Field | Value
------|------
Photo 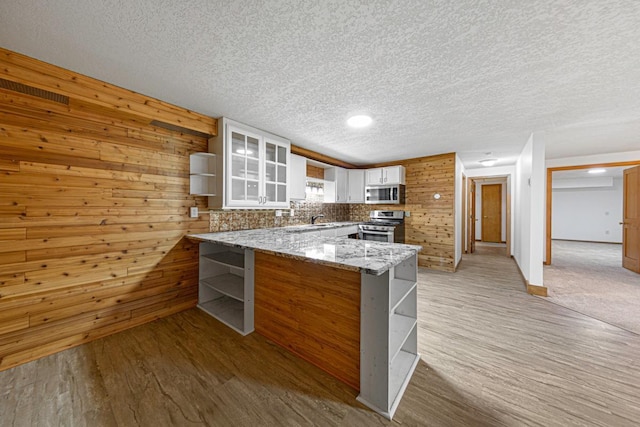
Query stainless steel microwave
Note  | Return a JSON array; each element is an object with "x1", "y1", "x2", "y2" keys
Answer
[{"x1": 365, "y1": 185, "x2": 405, "y2": 204}]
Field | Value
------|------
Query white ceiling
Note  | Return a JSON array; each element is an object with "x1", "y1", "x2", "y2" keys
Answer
[{"x1": 1, "y1": 1, "x2": 640, "y2": 168}]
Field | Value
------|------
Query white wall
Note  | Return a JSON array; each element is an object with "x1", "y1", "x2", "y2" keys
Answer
[
  {"x1": 475, "y1": 181, "x2": 507, "y2": 241},
  {"x1": 513, "y1": 133, "x2": 545, "y2": 287},
  {"x1": 455, "y1": 154, "x2": 465, "y2": 267},
  {"x1": 552, "y1": 177, "x2": 623, "y2": 243}
]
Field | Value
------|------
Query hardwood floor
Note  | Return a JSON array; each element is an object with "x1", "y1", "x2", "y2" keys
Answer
[{"x1": 2, "y1": 246, "x2": 639, "y2": 426}]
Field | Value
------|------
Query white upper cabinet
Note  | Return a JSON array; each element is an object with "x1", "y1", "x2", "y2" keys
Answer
[
  {"x1": 324, "y1": 166, "x2": 348, "y2": 203},
  {"x1": 365, "y1": 166, "x2": 406, "y2": 186},
  {"x1": 289, "y1": 153, "x2": 307, "y2": 200},
  {"x1": 209, "y1": 118, "x2": 290, "y2": 209},
  {"x1": 347, "y1": 169, "x2": 365, "y2": 203}
]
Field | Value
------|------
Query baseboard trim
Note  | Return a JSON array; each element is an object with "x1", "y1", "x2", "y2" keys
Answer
[
  {"x1": 527, "y1": 284, "x2": 548, "y2": 297},
  {"x1": 512, "y1": 256, "x2": 548, "y2": 297}
]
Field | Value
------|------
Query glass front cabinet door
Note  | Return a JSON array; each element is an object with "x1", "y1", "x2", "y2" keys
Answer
[{"x1": 222, "y1": 120, "x2": 290, "y2": 209}]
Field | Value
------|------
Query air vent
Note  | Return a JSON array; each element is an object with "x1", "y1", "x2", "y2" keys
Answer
[
  {"x1": 0, "y1": 78, "x2": 69, "y2": 105},
  {"x1": 150, "y1": 120, "x2": 211, "y2": 138}
]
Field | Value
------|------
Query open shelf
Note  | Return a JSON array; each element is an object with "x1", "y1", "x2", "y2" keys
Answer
[
  {"x1": 200, "y1": 274, "x2": 244, "y2": 302},
  {"x1": 190, "y1": 152, "x2": 217, "y2": 174},
  {"x1": 389, "y1": 315, "x2": 417, "y2": 362},
  {"x1": 190, "y1": 174, "x2": 216, "y2": 196},
  {"x1": 198, "y1": 296, "x2": 244, "y2": 333},
  {"x1": 389, "y1": 278, "x2": 416, "y2": 312},
  {"x1": 389, "y1": 349, "x2": 420, "y2": 411},
  {"x1": 202, "y1": 251, "x2": 245, "y2": 269}
]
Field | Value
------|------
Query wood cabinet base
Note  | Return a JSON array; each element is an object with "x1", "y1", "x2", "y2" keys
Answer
[{"x1": 254, "y1": 252, "x2": 361, "y2": 390}]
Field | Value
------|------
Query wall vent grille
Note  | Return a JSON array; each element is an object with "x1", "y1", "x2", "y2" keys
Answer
[{"x1": 0, "y1": 78, "x2": 69, "y2": 105}]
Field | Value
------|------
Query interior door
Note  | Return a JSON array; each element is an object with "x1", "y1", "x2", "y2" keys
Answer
[
  {"x1": 481, "y1": 184, "x2": 502, "y2": 243},
  {"x1": 469, "y1": 180, "x2": 476, "y2": 253},
  {"x1": 623, "y1": 166, "x2": 640, "y2": 273}
]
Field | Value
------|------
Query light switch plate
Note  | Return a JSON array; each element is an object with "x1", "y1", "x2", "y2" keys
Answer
[
  {"x1": 290, "y1": 209, "x2": 295, "y2": 217},
  {"x1": 275, "y1": 210, "x2": 282, "y2": 217},
  {"x1": 190, "y1": 207, "x2": 198, "y2": 218}
]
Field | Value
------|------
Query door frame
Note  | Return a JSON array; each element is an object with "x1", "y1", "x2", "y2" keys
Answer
[
  {"x1": 467, "y1": 176, "x2": 510, "y2": 256},
  {"x1": 545, "y1": 160, "x2": 640, "y2": 265}
]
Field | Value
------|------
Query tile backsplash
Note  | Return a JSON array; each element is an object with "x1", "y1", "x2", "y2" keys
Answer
[{"x1": 209, "y1": 201, "x2": 353, "y2": 232}]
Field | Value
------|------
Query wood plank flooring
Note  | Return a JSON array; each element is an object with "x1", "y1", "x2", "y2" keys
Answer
[{"x1": 1, "y1": 246, "x2": 640, "y2": 426}]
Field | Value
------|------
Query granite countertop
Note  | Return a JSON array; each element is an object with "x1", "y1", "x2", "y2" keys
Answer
[
  {"x1": 280, "y1": 221, "x2": 361, "y2": 233},
  {"x1": 187, "y1": 226, "x2": 422, "y2": 276}
]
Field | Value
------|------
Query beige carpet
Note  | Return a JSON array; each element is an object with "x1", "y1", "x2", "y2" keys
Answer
[{"x1": 543, "y1": 240, "x2": 640, "y2": 334}]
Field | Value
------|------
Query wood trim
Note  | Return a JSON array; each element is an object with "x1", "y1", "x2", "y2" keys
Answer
[
  {"x1": 0, "y1": 48, "x2": 217, "y2": 136},
  {"x1": 527, "y1": 284, "x2": 548, "y2": 297},
  {"x1": 306, "y1": 164, "x2": 324, "y2": 179},
  {"x1": 365, "y1": 152, "x2": 455, "y2": 169},
  {"x1": 545, "y1": 160, "x2": 640, "y2": 266},
  {"x1": 291, "y1": 145, "x2": 357, "y2": 169}
]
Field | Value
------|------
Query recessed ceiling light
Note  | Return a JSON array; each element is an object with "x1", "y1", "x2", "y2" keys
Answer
[
  {"x1": 347, "y1": 115, "x2": 372, "y2": 128},
  {"x1": 588, "y1": 168, "x2": 606, "y2": 174}
]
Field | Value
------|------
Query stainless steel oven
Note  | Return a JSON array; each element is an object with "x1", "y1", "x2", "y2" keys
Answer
[
  {"x1": 358, "y1": 228, "x2": 395, "y2": 243},
  {"x1": 358, "y1": 210, "x2": 405, "y2": 243}
]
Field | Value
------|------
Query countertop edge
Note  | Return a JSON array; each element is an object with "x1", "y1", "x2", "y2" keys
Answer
[{"x1": 186, "y1": 232, "x2": 421, "y2": 276}]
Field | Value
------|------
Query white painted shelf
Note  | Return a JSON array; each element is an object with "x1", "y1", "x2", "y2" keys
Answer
[
  {"x1": 202, "y1": 251, "x2": 245, "y2": 269},
  {"x1": 389, "y1": 349, "x2": 420, "y2": 409},
  {"x1": 200, "y1": 275, "x2": 244, "y2": 302},
  {"x1": 198, "y1": 297, "x2": 244, "y2": 333},
  {"x1": 390, "y1": 278, "x2": 416, "y2": 311},
  {"x1": 198, "y1": 243, "x2": 254, "y2": 335},
  {"x1": 190, "y1": 152, "x2": 217, "y2": 196},
  {"x1": 389, "y1": 314, "x2": 417, "y2": 361},
  {"x1": 358, "y1": 252, "x2": 419, "y2": 420}
]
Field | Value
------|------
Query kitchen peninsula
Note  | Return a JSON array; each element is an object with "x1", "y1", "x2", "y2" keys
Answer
[{"x1": 188, "y1": 226, "x2": 422, "y2": 419}]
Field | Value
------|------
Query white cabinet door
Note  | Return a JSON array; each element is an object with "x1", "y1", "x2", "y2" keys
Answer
[
  {"x1": 384, "y1": 166, "x2": 405, "y2": 185},
  {"x1": 216, "y1": 118, "x2": 291, "y2": 209},
  {"x1": 347, "y1": 169, "x2": 365, "y2": 203},
  {"x1": 366, "y1": 166, "x2": 405, "y2": 185},
  {"x1": 227, "y1": 125, "x2": 262, "y2": 207},
  {"x1": 289, "y1": 154, "x2": 307, "y2": 200},
  {"x1": 366, "y1": 168, "x2": 384, "y2": 185},
  {"x1": 262, "y1": 136, "x2": 289, "y2": 208},
  {"x1": 325, "y1": 167, "x2": 348, "y2": 203}
]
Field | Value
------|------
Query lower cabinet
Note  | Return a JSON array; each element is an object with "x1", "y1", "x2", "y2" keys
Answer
[
  {"x1": 358, "y1": 253, "x2": 419, "y2": 419},
  {"x1": 198, "y1": 243, "x2": 254, "y2": 335}
]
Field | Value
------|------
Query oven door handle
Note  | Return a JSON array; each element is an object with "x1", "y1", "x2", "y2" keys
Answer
[{"x1": 359, "y1": 230, "x2": 393, "y2": 235}]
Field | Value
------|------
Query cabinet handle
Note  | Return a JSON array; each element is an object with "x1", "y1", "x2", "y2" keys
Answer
[{"x1": 384, "y1": 177, "x2": 387, "y2": 183}]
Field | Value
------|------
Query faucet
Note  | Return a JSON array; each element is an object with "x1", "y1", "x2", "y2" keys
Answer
[{"x1": 311, "y1": 214, "x2": 325, "y2": 224}]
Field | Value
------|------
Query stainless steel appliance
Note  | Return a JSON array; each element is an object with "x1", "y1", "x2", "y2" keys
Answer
[
  {"x1": 358, "y1": 210, "x2": 405, "y2": 243},
  {"x1": 365, "y1": 184, "x2": 405, "y2": 204}
]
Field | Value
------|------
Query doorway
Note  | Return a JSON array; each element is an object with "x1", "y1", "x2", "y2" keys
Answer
[
  {"x1": 466, "y1": 176, "x2": 510, "y2": 256},
  {"x1": 543, "y1": 162, "x2": 640, "y2": 334},
  {"x1": 545, "y1": 160, "x2": 640, "y2": 265}
]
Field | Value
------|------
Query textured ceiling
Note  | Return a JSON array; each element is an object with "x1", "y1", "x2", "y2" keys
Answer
[{"x1": 1, "y1": 0, "x2": 640, "y2": 168}]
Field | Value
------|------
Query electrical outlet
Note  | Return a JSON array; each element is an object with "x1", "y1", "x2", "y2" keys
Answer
[
  {"x1": 275, "y1": 210, "x2": 282, "y2": 217},
  {"x1": 405, "y1": 211, "x2": 410, "y2": 217},
  {"x1": 290, "y1": 209, "x2": 295, "y2": 217},
  {"x1": 190, "y1": 207, "x2": 198, "y2": 218}
]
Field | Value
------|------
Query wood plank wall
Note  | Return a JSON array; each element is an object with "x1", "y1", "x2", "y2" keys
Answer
[
  {"x1": 0, "y1": 48, "x2": 215, "y2": 371},
  {"x1": 363, "y1": 153, "x2": 456, "y2": 271}
]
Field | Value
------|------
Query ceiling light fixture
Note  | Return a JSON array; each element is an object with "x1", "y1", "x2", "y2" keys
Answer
[
  {"x1": 347, "y1": 115, "x2": 372, "y2": 128},
  {"x1": 588, "y1": 168, "x2": 606, "y2": 174},
  {"x1": 478, "y1": 153, "x2": 498, "y2": 167}
]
